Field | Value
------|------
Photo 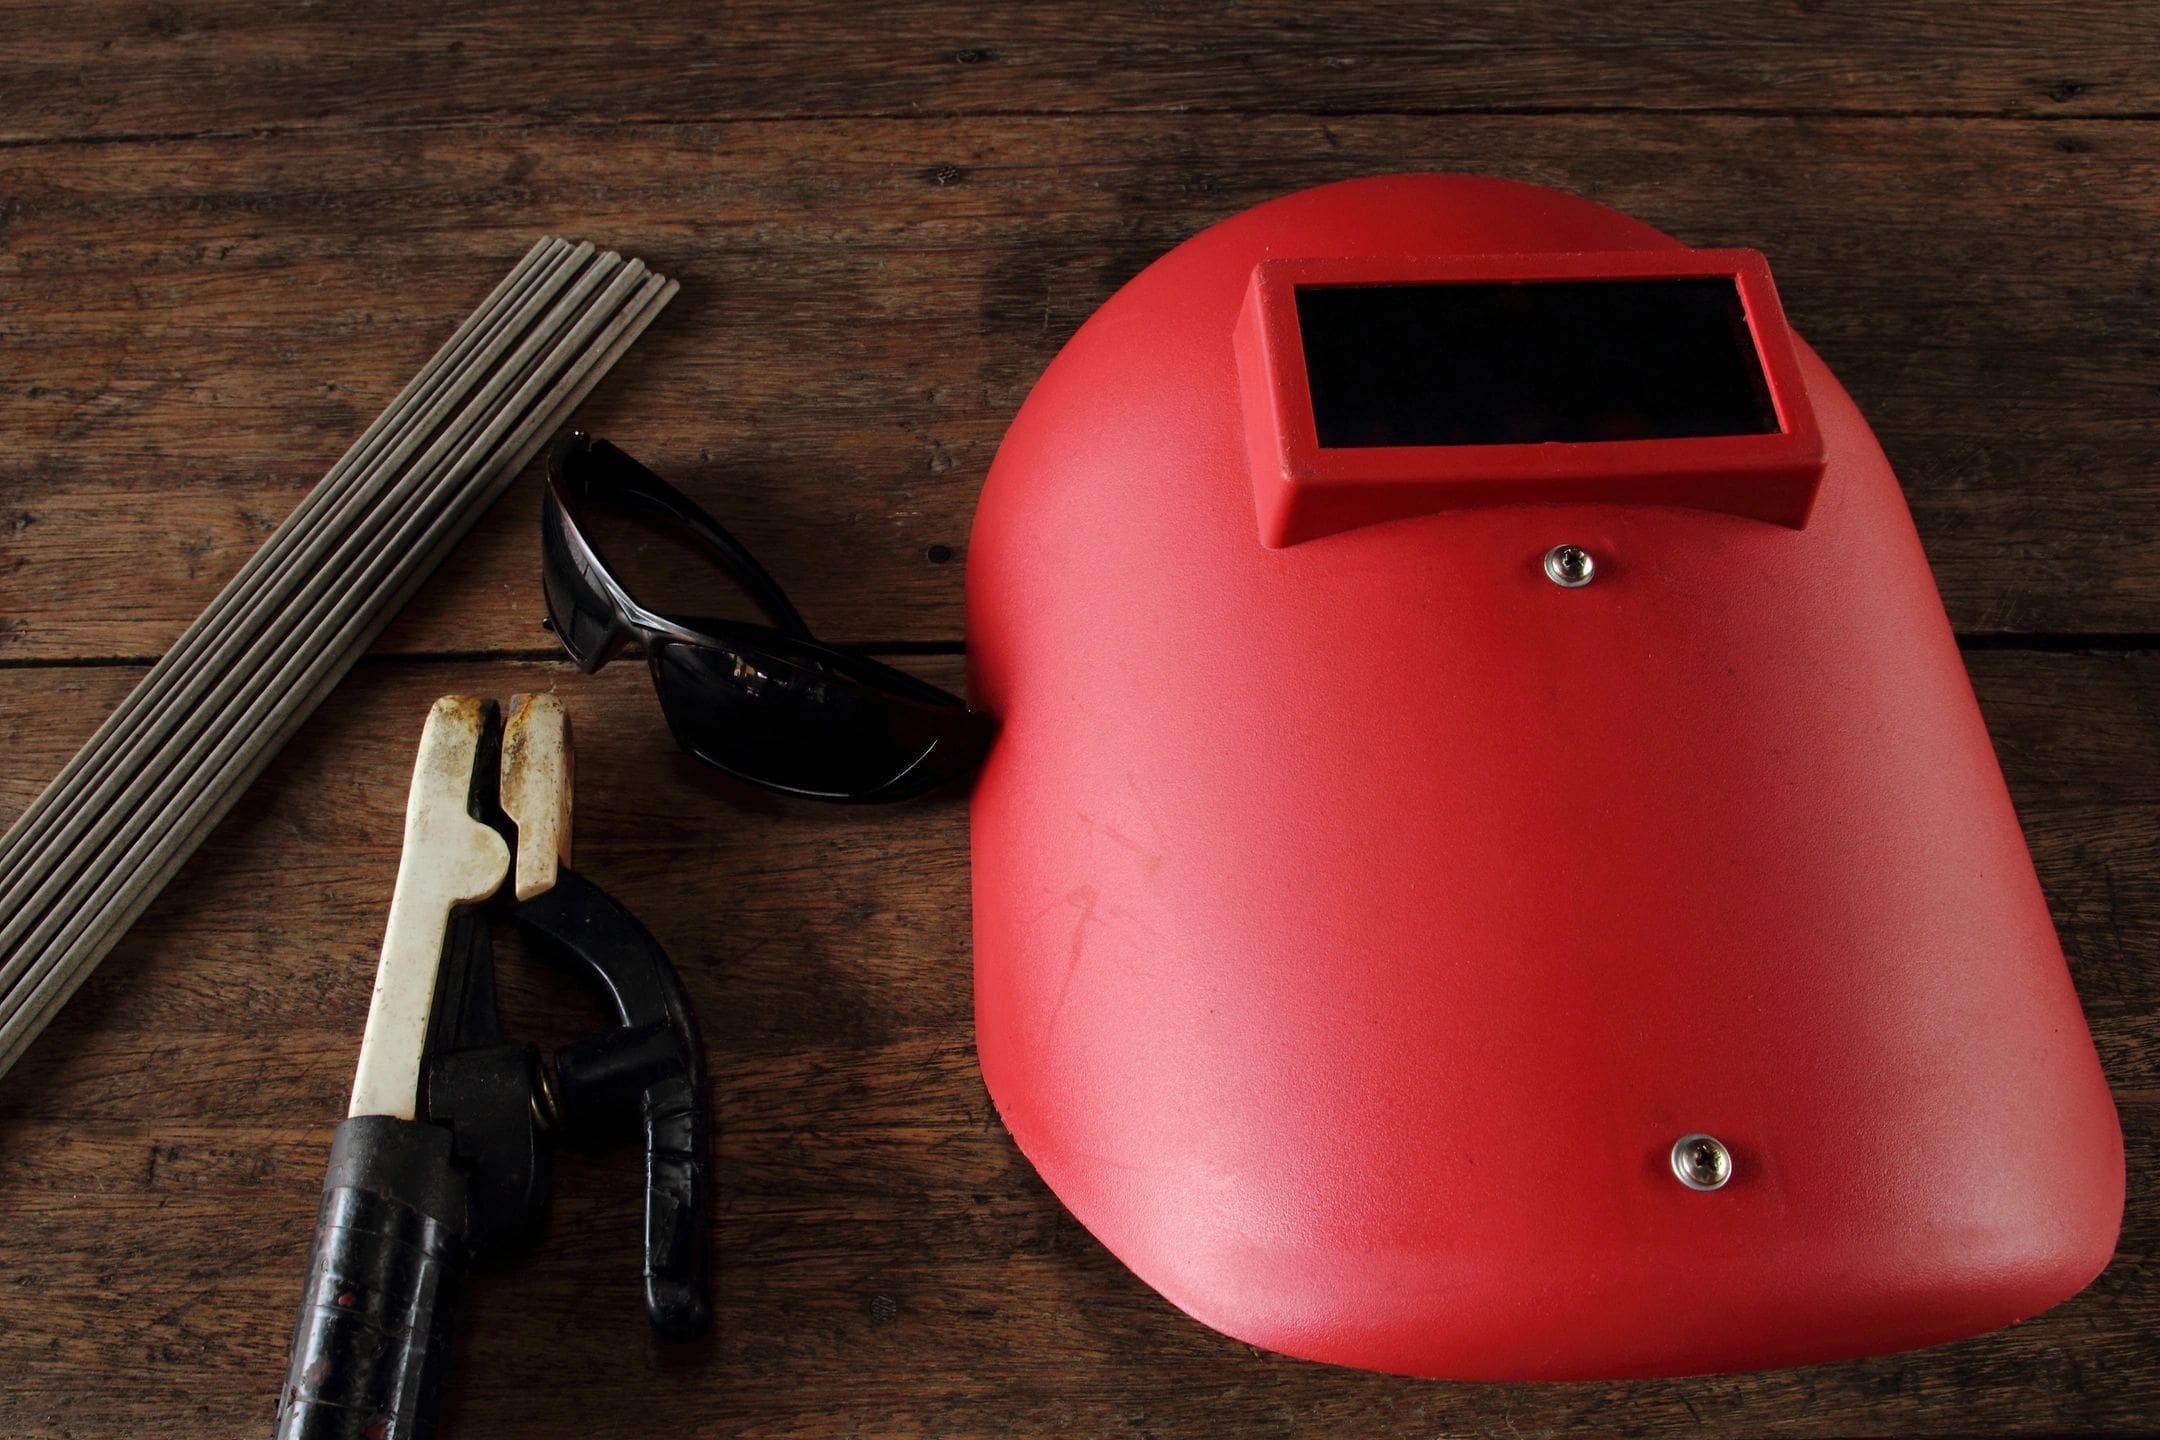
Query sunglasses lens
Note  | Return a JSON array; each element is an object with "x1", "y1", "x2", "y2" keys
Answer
[
  {"x1": 540, "y1": 494, "x2": 627, "y2": 669},
  {"x1": 568, "y1": 485, "x2": 783, "y2": 630},
  {"x1": 649, "y1": 639, "x2": 986, "y2": 801}
]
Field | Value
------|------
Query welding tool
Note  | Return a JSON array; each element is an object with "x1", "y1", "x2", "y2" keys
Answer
[
  {"x1": 275, "y1": 695, "x2": 706, "y2": 1439},
  {"x1": 0, "y1": 240, "x2": 678, "y2": 1082}
]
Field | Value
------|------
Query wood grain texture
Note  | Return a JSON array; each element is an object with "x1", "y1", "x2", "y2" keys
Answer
[
  {"x1": 1, "y1": 7, "x2": 2155, "y2": 1436},
  {"x1": 3, "y1": 113, "x2": 2158, "y2": 654},
  {"x1": 0, "y1": 652, "x2": 2153, "y2": 1439},
  {"x1": 0, "y1": 0, "x2": 2156, "y2": 141}
]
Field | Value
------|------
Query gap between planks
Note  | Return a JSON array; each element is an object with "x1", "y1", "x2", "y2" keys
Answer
[{"x1": 2, "y1": 105, "x2": 2159, "y2": 156}]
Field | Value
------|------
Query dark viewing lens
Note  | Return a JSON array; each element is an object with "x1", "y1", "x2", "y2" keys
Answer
[
  {"x1": 649, "y1": 639, "x2": 983, "y2": 801},
  {"x1": 1296, "y1": 277, "x2": 1779, "y2": 449}
]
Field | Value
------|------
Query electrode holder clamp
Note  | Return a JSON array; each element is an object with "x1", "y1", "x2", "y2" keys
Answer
[{"x1": 276, "y1": 695, "x2": 708, "y2": 1439}]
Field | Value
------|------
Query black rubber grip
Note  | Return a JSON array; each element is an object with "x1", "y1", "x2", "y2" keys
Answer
[{"x1": 275, "y1": 1115, "x2": 468, "y2": 1440}]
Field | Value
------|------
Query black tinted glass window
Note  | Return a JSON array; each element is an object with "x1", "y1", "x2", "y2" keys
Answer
[{"x1": 1296, "y1": 278, "x2": 1779, "y2": 448}]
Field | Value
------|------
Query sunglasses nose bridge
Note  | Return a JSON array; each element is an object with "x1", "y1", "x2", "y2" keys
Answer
[
  {"x1": 594, "y1": 616, "x2": 642, "y2": 668},
  {"x1": 541, "y1": 584, "x2": 634, "y2": 674}
]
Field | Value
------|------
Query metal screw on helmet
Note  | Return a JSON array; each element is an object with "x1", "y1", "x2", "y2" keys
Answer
[
  {"x1": 1544, "y1": 544, "x2": 1595, "y2": 588},
  {"x1": 1671, "y1": 1133, "x2": 1733, "y2": 1191}
]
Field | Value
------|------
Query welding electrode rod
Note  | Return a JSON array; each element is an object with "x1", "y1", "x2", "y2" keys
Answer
[
  {"x1": 0, "y1": 238, "x2": 567, "y2": 886},
  {"x1": 0, "y1": 272, "x2": 679, "y2": 1079},
  {"x1": 0, "y1": 244, "x2": 676, "y2": 1079},
  {"x1": 0, "y1": 266, "x2": 671, "y2": 1073},
  {"x1": 0, "y1": 245, "x2": 650, "y2": 1060},
  {"x1": 0, "y1": 242, "x2": 595, "y2": 971},
  {"x1": 0, "y1": 246, "x2": 594, "y2": 1002},
  {"x1": 0, "y1": 242, "x2": 611, "y2": 965},
  {"x1": 0, "y1": 247, "x2": 634, "y2": 997}
]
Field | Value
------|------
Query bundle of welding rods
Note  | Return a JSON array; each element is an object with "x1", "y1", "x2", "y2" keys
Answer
[{"x1": 0, "y1": 237, "x2": 677, "y2": 1080}]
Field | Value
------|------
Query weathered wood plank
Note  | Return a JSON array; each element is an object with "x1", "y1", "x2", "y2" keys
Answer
[
  {"x1": 0, "y1": 0, "x2": 2154, "y2": 144},
  {"x1": 2, "y1": 9, "x2": 2150, "y2": 1435},
  {"x1": 1, "y1": 114, "x2": 2155, "y2": 656},
  {"x1": 0, "y1": 651, "x2": 2150, "y2": 1436}
]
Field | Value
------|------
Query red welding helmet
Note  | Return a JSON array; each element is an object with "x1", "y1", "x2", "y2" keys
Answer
[{"x1": 963, "y1": 174, "x2": 2122, "y2": 1379}]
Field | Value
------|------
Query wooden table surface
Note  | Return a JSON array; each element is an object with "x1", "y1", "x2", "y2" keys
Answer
[{"x1": 3, "y1": 4, "x2": 2157, "y2": 1435}]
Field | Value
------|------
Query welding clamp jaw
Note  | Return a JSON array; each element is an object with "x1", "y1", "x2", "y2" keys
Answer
[{"x1": 275, "y1": 694, "x2": 708, "y2": 1440}]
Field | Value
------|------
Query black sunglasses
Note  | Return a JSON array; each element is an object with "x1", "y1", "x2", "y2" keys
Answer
[{"x1": 541, "y1": 432, "x2": 991, "y2": 802}]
